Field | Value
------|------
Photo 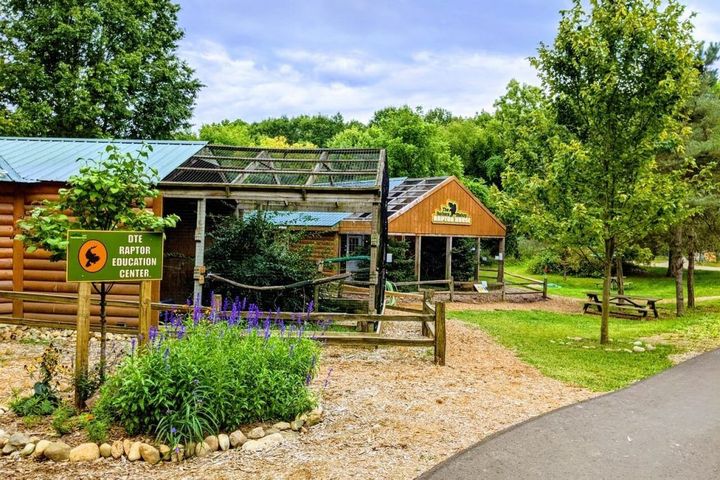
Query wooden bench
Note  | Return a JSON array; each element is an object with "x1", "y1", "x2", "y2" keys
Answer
[{"x1": 583, "y1": 292, "x2": 660, "y2": 319}]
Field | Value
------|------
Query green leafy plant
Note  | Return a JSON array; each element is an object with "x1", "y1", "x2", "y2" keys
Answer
[
  {"x1": 51, "y1": 405, "x2": 78, "y2": 436},
  {"x1": 10, "y1": 342, "x2": 62, "y2": 416},
  {"x1": 16, "y1": 146, "x2": 179, "y2": 383},
  {"x1": 95, "y1": 306, "x2": 320, "y2": 447},
  {"x1": 205, "y1": 212, "x2": 318, "y2": 311}
]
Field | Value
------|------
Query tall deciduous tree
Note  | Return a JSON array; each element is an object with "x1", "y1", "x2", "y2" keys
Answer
[
  {"x1": 502, "y1": 0, "x2": 699, "y2": 343},
  {"x1": 0, "y1": 0, "x2": 201, "y2": 138}
]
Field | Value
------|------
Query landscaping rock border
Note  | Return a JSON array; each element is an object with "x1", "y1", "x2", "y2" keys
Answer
[{"x1": 0, "y1": 407, "x2": 323, "y2": 464}]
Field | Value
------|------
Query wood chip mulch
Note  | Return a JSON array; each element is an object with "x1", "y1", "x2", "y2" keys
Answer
[{"x1": 0, "y1": 311, "x2": 593, "y2": 480}]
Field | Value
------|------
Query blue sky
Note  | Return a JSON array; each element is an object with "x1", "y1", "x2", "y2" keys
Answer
[{"x1": 176, "y1": 0, "x2": 720, "y2": 127}]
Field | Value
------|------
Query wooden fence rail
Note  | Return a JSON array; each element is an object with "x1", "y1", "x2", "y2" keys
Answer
[{"x1": 0, "y1": 290, "x2": 447, "y2": 365}]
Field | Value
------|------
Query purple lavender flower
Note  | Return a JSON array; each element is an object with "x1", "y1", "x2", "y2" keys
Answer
[
  {"x1": 171, "y1": 426, "x2": 177, "y2": 434},
  {"x1": 305, "y1": 372, "x2": 312, "y2": 385},
  {"x1": 177, "y1": 325, "x2": 186, "y2": 339},
  {"x1": 130, "y1": 337, "x2": 136, "y2": 355},
  {"x1": 149, "y1": 326, "x2": 158, "y2": 344}
]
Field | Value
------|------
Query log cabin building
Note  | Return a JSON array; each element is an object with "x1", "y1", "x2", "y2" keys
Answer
[{"x1": 1, "y1": 137, "x2": 505, "y2": 331}]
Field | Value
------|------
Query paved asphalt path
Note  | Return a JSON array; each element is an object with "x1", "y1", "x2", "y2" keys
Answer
[{"x1": 419, "y1": 349, "x2": 720, "y2": 480}]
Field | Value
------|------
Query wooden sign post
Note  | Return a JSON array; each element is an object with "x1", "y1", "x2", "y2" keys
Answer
[
  {"x1": 74, "y1": 282, "x2": 92, "y2": 409},
  {"x1": 67, "y1": 230, "x2": 164, "y2": 407}
]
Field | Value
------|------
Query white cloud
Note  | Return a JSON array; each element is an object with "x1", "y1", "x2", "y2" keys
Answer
[
  {"x1": 181, "y1": 39, "x2": 538, "y2": 128},
  {"x1": 688, "y1": 2, "x2": 720, "y2": 43}
]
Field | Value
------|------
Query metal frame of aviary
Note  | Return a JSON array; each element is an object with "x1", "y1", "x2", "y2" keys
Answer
[{"x1": 160, "y1": 145, "x2": 389, "y2": 313}]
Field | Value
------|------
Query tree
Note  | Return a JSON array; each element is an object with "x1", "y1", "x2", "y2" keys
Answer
[
  {"x1": 330, "y1": 106, "x2": 464, "y2": 178},
  {"x1": 205, "y1": 213, "x2": 318, "y2": 311},
  {"x1": 0, "y1": 0, "x2": 201, "y2": 138},
  {"x1": 16, "y1": 146, "x2": 179, "y2": 380},
  {"x1": 502, "y1": 0, "x2": 698, "y2": 343},
  {"x1": 249, "y1": 114, "x2": 347, "y2": 147}
]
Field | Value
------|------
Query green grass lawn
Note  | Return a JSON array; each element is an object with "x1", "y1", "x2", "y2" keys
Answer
[
  {"x1": 452, "y1": 301, "x2": 720, "y2": 392},
  {"x1": 505, "y1": 262, "x2": 720, "y2": 300}
]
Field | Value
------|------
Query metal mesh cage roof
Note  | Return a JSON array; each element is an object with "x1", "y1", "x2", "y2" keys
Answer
[{"x1": 162, "y1": 145, "x2": 384, "y2": 188}]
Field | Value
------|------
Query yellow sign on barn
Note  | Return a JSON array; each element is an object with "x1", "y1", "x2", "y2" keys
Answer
[{"x1": 432, "y1": 200, "x2": 471, "y2": 225}]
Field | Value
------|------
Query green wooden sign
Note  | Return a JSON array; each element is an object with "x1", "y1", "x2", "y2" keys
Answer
[{"x1": 66, "y1": 230, "x2": 164, "y2": 282}]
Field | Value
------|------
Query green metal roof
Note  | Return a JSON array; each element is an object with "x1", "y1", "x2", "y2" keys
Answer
[{"x1": 0, "y1": 137, "x2": 207, "y2": 183}]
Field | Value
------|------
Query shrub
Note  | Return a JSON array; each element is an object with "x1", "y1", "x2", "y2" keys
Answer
[
  {"x1": 51, "y1": 405, "x2": 77, "y2": 435},
  {"x1": 95, "y1": 306, "x2": 321, "y2": 446},
  {"x1": 10, "y1": 342, "x2": 62, "y2": 417},
  {"x1": 205, "y1": 212, "x2": 319, "y2": 311}
]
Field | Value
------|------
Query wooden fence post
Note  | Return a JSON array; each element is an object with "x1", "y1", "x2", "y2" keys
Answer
[
  {"x1": 449, "y1": 277, "x2": 454, "y2": 302},
  {"x1": 74, "y1": 282, "x2": 91, "y2": 409},
  {"x1": 213, "y1": 293, "x2": 223, "y2": 317},
  {"x1": 434, "y1": 301, "x2": 446, "y2": 366},
  {"x1": 543, "y1": 278, "x2": 548, "y2": 300},
  {"x1": 138, "y1": 281, "x2": 152, "y2": 344},
  {"x1": 421, "y1": 290, "x2": 430, "y2": 337}
]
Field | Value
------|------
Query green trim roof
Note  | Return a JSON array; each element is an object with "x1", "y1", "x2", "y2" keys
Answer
[{"x1": 0, "y1": 137, "x2": 207, "y2": 183}]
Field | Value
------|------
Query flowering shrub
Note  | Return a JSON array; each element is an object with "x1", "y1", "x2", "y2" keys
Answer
[{"x1": 94, "y1": 301, "x2": 321, "y2": 446}]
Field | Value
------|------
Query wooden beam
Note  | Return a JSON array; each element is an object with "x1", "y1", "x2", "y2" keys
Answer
[
  {"x1": 497, "y1": 237, "x2": 506, "y2": 284},
  {"x1": 193, "y1": 198, "x2": 206, "y2": 301},
  {"x1": 445, "y1": 236, "x2": 453, "y2": 280},
  {"x1": 75, "y1": 282, "x2": 91, "y2": 408},
  {"x1": 151, "y1": 194, "x2": 163, "y2": 328},
  {"x1": 138, "y1": 281, "x2": 152, "y2": 344},
  {"x1": 368, "y1": 202, "x2": 382, "y2": 315},
  {"x1": 475, "y1": 237, "x2": 481, "y2": 281},
  {"x1": 415, "y1": 236, "x2": 422, "y2": 281},
  {"x1": 434, "y1": 301, "x2": 446, "y2": 366},
  {"x1": 12, "y1": 187, "x2": 24, "y2": 318}
]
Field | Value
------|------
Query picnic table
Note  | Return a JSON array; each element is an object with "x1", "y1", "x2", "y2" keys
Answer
[{"x1": 583, "y1": 292, "x2": 660, "y2": 319}]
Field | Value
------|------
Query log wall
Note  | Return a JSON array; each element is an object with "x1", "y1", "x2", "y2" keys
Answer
[{"x1": 2, "y1": 182, "x2": 161, "y2": 329}]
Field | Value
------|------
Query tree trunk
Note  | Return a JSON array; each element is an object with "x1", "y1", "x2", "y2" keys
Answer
[
  {"x1": 671, "y1": 228, "x2": 684, "y2": 317},
  {"x1": 601, "y1": 238, "x2": 614, "y2": 344},
  {"x1": 616, "y1": 255, "x2": 624, "y2": 296},
  {"x1": 687, "y1": 231, "x2": 695, "y2": 309}
]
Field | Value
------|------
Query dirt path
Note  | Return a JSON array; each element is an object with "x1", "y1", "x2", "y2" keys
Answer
[{"x1": 1, "y1": 320, "x2": 592, "y2": 480}]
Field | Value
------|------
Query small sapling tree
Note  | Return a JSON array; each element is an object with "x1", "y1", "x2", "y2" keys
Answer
[
  {"x1": 502, "y1": 0, "x2": 699, "y2": 343},
  {"x1": 16, "y1": 145, "x2": 178, "y2": 381}
]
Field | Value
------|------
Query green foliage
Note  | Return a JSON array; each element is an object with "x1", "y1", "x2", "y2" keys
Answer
[
  {"x1": 0, "y1": 0, "x2": 201, "y2": 138},
  {"x1": 95, "y1": 318, "x2": 320, "y2": 446},
  {"x1": 16, "y1": 146, "x2": 179, "y2": 260},
  {"x1": 205, "y1": 213, "x2": 318, "y2": 311},
  {"x1": 249, "y1": 114, "x2": 347, "y2": 147},
  {"x1": 199, "y1": 120, "x2": 253, "y2": 146},
  {"x1": 385, "y1": 238, "x2": 416, "y2": 285},
  {"x1": 499, "y1": 0, "x2": 700, "y2": 341},
  {"x1": 451, "y1": 238, "x2": 478, "y2": 282},
  {"x1": 10, "y1": 342, "x2": 62, "y2": 416},
  {"x1": 10, "y1": 391, "x2": 57, "y2": 417},
  {"x1": 84, "y1": 418, "x2": 110, "y2": 444},
  {"x1": 51, "y1": 405, "x2": 77, "y2": 435}
]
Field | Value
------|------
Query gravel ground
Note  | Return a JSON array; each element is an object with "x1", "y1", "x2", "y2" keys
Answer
[{"x1": 0, "y1": 308, "x2": 593, "y2": 480}]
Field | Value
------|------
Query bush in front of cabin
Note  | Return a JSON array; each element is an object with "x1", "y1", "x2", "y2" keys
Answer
[{"x1": 94, "y1": 305, "x2": 321, "y2": 447}]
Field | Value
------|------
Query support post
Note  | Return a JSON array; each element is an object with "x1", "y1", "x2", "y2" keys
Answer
[
  {"x1": 415, "y1": 236, "x2": 422, "y2": 283},
  {"x1": 193, "y1": 198, "x2": 206, "y2": 303},
  {"x1": 434, "y1": 301, "x2": 446, "y2": 366},
  {"x1": 151, "y1": 194, "x2": 163, "y2": 328},
  {"x1": 368, "y1": 202, "x2": 382, "y2": 314},
  {"x1": 74, "y1": 282, "x2": 91, "y2": 409},
  {"x1": 475, "y1": 237, "x2": 481, "y2": 282},
  {"x1": 445, "y1": 236, "x2": 452, "y2": 281},
  {"x1": 497, "y1": 237, "x2": 505, "y2": 284},
  {"x1": 449, "y1": 276, "x2": 454, "y2": 302},
  {"x1": 139, "y1": 281, "x2": 152, "y2": 344},
  {"x1": 543, "y1": 277, "x2": 548, "y2": 300},
  {"x1": 212, "y1": 293, "x2": 223, "y2": 317},
  {"x1": 421, "y1": 290, "x2": 431, "y2": 337},
  {"x1": 12, "y1": 188, "x2": 24, "y2": 318}
]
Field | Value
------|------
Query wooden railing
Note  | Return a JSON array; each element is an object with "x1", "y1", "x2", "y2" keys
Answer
[{"x1": 0, "y1": 290, "x2": 447, "y2": 365}]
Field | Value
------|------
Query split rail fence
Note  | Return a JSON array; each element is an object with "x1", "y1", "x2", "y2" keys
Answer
[{"x1": 0, "y1": 290, "x2": 446, "y2": 365}]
